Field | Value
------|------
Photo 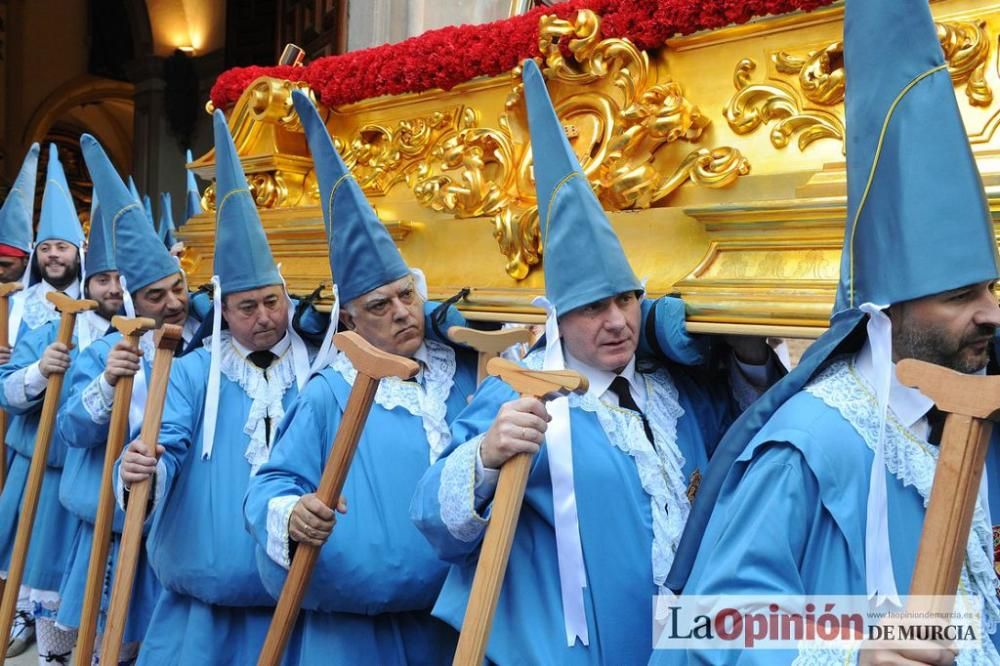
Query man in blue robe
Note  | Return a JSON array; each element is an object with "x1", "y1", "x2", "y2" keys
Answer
[
  {"x1": 410, "y1": 60, "x2": 779, "y2": 665},
  {"x1": 53, "y1": 134, "x2": 205, "y2": 664},
  {"x1": 243, "y1": 90, "x2": 484, "y2": 665},
  {"x1": 0, "y1": 145, "x2": 119, "y2": 665},
  {"x1": 658, "y1": 1, "x2": 1000, "y2": 664},
  {"x1": 117, "y1": 109, "x2": 315, "y2": 665}
]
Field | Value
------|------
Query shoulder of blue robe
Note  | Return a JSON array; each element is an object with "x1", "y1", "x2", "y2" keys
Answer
[
  {"x1": 411, "y1": 373, "x2": 519, "y2": 566},
  {"x1": 249, "y1": 367, "x2": 453, "y2": 613},
  {"x1": 638, "y1": 295, "x2": 708, "y2": 366},
  {"x1": 667, "y1": 310, "x2": 868, "y2": 592}
]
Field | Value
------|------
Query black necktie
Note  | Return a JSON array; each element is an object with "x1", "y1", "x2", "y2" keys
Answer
[
  {"x1": 248, "y1": 350, "x2": 278, "y2": 442},
  {"x1": 609, "y1": 376, "x2": 654, "y2": 443},
  {"x1": 926, "y1": 406, "x2": 946, "y2": 446}
]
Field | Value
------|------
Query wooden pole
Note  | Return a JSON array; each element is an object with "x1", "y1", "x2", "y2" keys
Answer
[
  {"x1": 0, "y1": 292, "x2": 96, "y2": 647},
  {"x1": 73, "y1": 316, "x2": 156, "y2": 666},
  {"x1": 257, "y1": 331, "x2": 420, "y2": 666},
  {"x1": 895, "y1": 360, "x2": 1000, "y2": 604},
  {"x1": 447, "y1": 326, "x2": 533, "y2": 383},
  {"x1": 99, "y1": 324, "x2": 183, "y2": 666},
  {"x1": 453, "y1": 357, "x2": 588, "y2": 666}
]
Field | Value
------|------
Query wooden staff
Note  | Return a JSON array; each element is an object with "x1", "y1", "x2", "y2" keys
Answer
[
  {"x1": 74, "y1": 316, "x2": 156, "y2": 666},
  {"x1": 0, "y1": 292, "x2": 97, "y2": 646},
  {"x1": 896, "y1": 359, "x2": 1000, "y2": 604},
  {"x1": 257, "y1": 331, "x2": 420, "y2": 666},
  {"x1": 448, "y1": 326, "x2": 533, "y2": 383},
  {"x1": 100, "y1": 323, "x2": 183, "y2": 666},
  {"x1": 453, "y1": 357, "x2": 588, "y2": 666}
]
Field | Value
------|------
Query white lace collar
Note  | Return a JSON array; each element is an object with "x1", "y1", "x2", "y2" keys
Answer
[
  {"x1": 523, "y1": 349, "x2": 687, "y2": 592},
  {"x1": 805, "y1": 359, "x2": 1000, "y2": 661},
  {"x1": 206, "y1": 330, "x2": 299, "y2": 474},
  {"x1": 331, "y1": 339, "x2": 456, "y2": 463},
  {"x1": 21, "y1": 279, "x2": 81, "y2": 329},
  {"x1": 564, "y1": 348, "x2": 646, "y2": 411},
  {"x1": 854, "y1": 338, "x2": 934, "y2": 431}
]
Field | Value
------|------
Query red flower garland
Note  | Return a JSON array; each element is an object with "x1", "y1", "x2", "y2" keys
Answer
[{"x1": 210, "y1": 0, "x2": 835, "y2": 110}]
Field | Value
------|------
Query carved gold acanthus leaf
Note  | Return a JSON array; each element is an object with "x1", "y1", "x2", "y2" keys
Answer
[
  {"x1": 733, "y1": 18, "x2": 994, "y2": 152},
  {"x1": 201, "y1": 171, "x2": 290, "y2": 212},
  {"x1": 407, "y1": 7, "x2": 748, "y2": 280}
]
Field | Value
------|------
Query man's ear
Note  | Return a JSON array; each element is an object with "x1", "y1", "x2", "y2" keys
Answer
[{"x1": 339, "y1": 308, "x2": 355, "y2": 331}]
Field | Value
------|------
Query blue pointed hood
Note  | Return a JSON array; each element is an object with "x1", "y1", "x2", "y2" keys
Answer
[
  {"x1": 36, "y1": 143, "x2": 84, "y2": 247},
  {"x1": 291, "y1": 90, "x2": 409, "y2": 304},
  {"x1": 0, "y1": 143, "x2": 39, "y2": 253},
  {"x1": 143, "y1": 193, "x2": 154, "y2": 228},
  {"x1": 84, "y1": 188, "x2": 116, "y2": 277},
  {"x1": 184, "y1": 149, "x2": 201, "y2": 226},
  {"x1": 158, "y1": 192, "x2": 177, "y2": 248},
  {"x1": 81, "y1": 134, "x2": 179, "y2": 294},
  {"x1": 522, "y1": 60, "x2": 641, "y2": 315},
  {"x1": 127, "y1": 176, "x2": 142, "y2": 207},
  {"x1": 211, "y1": 109, "x2": 281, "y2": 295},
  {"x1": 667, "y1": 0, "x2": 1000, "y2": 593}
]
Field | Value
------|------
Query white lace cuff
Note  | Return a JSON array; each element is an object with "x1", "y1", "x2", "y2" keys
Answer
[
  {"x1": 266, "y1": 495, "x2": 300, "y2": 569},
  {"x1": 438, "y1": 435, "x2": 490, "y2": 543},
  {"x1": 23, "y1": 363, "x2": 47, "y2": 400},
  {"x1": 474, "y1": 444, "x2": 500, "y2": 508},
  {"x1": 3, "y1": 366, "x2": 32, "y2": 408},
  {"x1": 115, "y1": 458, "x2": 166, "y2": 513},
  {"x1": 82, "y1": 375, "x2": 115, "y2": 424}
]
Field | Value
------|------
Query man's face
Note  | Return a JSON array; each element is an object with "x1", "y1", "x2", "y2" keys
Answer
[
  {"x1": 889, "y1": 280, "x2": 1000, "y2": 374},
  {"x1": 133, "y1": 272, "x2": 188, "y2": 328},
  {"x1": 340, "y1": 275, "x2": 424, "y2": 358},
  {"x1": 559, "y1": 291, "x2": 642, "y2": 373},
  {"x1": 0, "y1": 256, "x2": 28, "y2": 283},
  {"x1": 36, "y1": 240, "x2": 79, "y2": 289},
  {"x1": 222, "y1": 284, "x2": 289, "y2": 352},
  {"x1": 86, "y1": 271, "x2": 123, "y2": 320}
]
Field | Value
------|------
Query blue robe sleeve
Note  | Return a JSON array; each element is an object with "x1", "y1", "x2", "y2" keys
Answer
[
  {"x1": 410, "y1": 375, "x2": 519, "y2": 565},
  {"x1": 55, "y1": 340, "x2": 111, "y2": 450},
  {"x1": 0, "y1": 323, "x2": 54, "y2": 415},
  {"x1": 668, "y1": 442, "x2": 842, "y2": 666},
  {"x1": 639, "y1": 296, "x2": 709, "y2": 366}
]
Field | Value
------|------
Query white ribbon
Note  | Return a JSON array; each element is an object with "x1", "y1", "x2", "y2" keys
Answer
[
  {"x1": 309, "y1": 283, "x2": 340, "y2": 375},
  {"x1": 7, "y1": 246, "x2": 34, "y2": 346},
  {"x1": 411, "y1": 267, "x2": 428, "y2": 300},
  {"x1": 201, "y1": 275, "x2": 223, "y2": 460},
  {"x1": 277, "y1": 266, "x2": 310, "y2": 390},
  {"x1": 860, "y1": 303, "x2": 901, "y2": 608},
  {"x1": 532, "y1": 295, "x2": 589, "y2": 647},
  {"x1": 129, "y1": 330, "x2": 151, "y2": 433}
]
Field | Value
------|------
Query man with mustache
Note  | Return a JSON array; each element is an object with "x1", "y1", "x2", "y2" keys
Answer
[
  {"x1": 52, "y1": 134, "x2": 208, "y2": 664},
  {"x1": 0, "y1": 145, "x2": 122, "y2": 665},
  {"x1": 242, "y1": 90, "x2": 481, "y2": 664},
  {"x1": 117, "y1": 110, "x2": 316, "y2": 665},
  {"x1": 409, "y1": 60, "x2": 779, "y2": 665},
  {"x1": 658, "y1": 1, "x2": 1000, "y2": 664}
]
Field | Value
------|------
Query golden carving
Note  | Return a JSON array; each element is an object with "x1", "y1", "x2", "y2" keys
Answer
[
  {"x1": 247, "y1": 78, "x2": 315, "y2": 131},
  {"x1": 726, "y1": 58, "x2": 846, "y2": 152},
  {"x1": 201, "y1": 171, "x2": 289, "y2": 211},
  {"x1": 734, "y1": 19, "x2": 993, "y2": 151},
  {"x1": 407, "y1": 8, "x2": 748, "y2": 279},
  {"x1": 938, "y1": 19, "x2": 993, "y2": 107}
]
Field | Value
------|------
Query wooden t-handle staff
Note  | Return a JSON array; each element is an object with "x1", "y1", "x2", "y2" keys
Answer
[
  {"x1": 448, "y1": 326, "x2": 533, "y2": 383},
  {"x1": 0, "y1": 292, "x2": 97, "y2": 645},
  {"x1": 100, "y1": 323, "x2": 184, "y2": 666},
  {"x1": 0, "y1": 281, "x2": 23, "y2": 493},
  {"x1": 896, "y1": 359, "x2": 1000, "y2": 605},
  {"x1": 453, "y1": 357, "x2": 588, "y2": 666},
  {"x1": 257, "y1": 331, "x2": 420, "y2": 666},
  {"x1": 74, "y1": 316, "x2": 157, "y2": 666}
]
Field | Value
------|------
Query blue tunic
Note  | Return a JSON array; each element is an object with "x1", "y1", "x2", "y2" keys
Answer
[
  {"x1": 412, "y1": 349, "x2": 738, "y2": 665},
  {"x1": 133, "y1": 336, "x2": 308, "y2": 665},
  {"x1": 54, "y1": 330, "x2": 161, "y2": 643},
  {"x1": 244, "y1": 340, "x2": 477, "y2": 665},
  {"x1": 662, "y1": 358, "x2": 1000, "y2": 665},
  {"x1": 0, "y1": 320, "x2": 84, "y2": 594}
]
